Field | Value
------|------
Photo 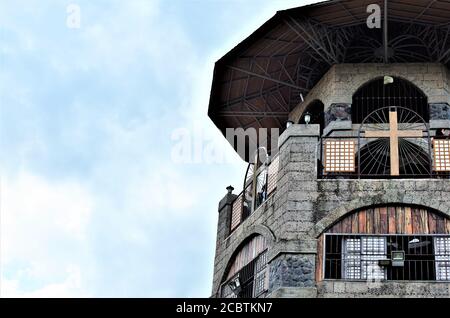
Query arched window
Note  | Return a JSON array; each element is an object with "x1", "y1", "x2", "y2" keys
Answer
[
  {"x1": 318, "y1": 205, "x2": 450, "y2": 282},
  {"x1": 221, "y1": 235, "x2": 268, "y2": 298},
  {"x1": 352, "y1": 77, "x2": 429, "y2": 124},
  {"x1": 300, "y1": 100, "x2": 325, "y2": 135}
]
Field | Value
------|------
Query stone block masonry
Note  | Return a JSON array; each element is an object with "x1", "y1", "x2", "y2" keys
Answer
[
  {"x1": 211, "y1": 63, "x2": 450, "y2": 298},
  {"x1": 211, "y1": 123, "x2": 450, "y2": 297},
  {"x1": 290, "y1": 63, "x2": 450, "y2": 124}
]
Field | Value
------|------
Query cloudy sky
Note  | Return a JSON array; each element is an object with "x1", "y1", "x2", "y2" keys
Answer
[{"x1": 0, "y1": 0, "x2": 314, "y2": 297}]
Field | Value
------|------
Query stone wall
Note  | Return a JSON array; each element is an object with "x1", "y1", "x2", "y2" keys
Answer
[
  {"x1": 211, "y1": 64, "x2": 450, "y2": 298},
  {"x1": 269, "y1": 254, "x2": 315, "y2": 290},
  {"x1": 211, "y1": 123, "x2": 450, "y2": 298},
  {"x1": 290, "y1": 63, "x2": 450, "y2": 124},
  {"x1": 211, "y1": 125, "x2": 321, "y2": 297},
  {"x1": 318, "y1": 281, "x2": 450, "y2": 298}
]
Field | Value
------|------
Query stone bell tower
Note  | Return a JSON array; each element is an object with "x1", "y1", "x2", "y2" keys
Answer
[{"x1": 208, "y1": 0, "x2": 450, "y2": 298}]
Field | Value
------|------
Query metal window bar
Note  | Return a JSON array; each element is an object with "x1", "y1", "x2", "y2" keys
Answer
[
  {"x1": 230, "y1": 193, "x2": 243, "y2": 232},
  {"x1": 324, "y1": 234, "x2": 450, "y2": 282},
  {"x1": 318, "y1": 135, "x2": 450, "y2": 179},
  {"x1": 433, "y1": 136, "x2": 450, "y2": 178},
  {"x1": 220, "y1": 250, "x2": 268, "y2": 298},
  {"x1": 352, "y1": 77, "x2": 429, "y2": 124},
  {"x1": 341, "y1": 237, "x2": 387, "y2": 280},
  {"x1": 434, "y1": 237, "x2": 450, "y2": 281}
]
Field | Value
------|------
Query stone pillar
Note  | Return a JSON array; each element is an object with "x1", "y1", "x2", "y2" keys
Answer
[
  {"x1": 267, "y1": 124, "x2": 320, "y2": 298},
  {"x1": 211, "y1": 186, "x2": 237, "y2": 297}
]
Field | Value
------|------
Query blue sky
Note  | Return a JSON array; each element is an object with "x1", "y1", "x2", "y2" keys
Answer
[{"x1": 0, "y1": 0, "x2": 313, "y2": 297}]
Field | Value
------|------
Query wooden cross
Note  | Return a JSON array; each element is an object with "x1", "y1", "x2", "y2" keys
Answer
[{"x1": 364, "y1": 108, "x2": 423, "y2": 176}]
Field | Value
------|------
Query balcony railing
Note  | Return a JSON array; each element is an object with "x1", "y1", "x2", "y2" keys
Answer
[
  {"x1": 230, "y1": 155, "x2": 279, "y2": 233},
  {"x1": 318, "y1": 135, "x2": 450, "y2": 179}
]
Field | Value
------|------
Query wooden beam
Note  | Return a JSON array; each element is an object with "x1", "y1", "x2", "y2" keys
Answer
[
  {"x1": 390, "y1": 111, "x2": 400, "y2": 176},
  {"x1": 227, "y1": 65, "x2": 306, "y2": 91},
  {"x1": 364, "y1": 109, "x2": 423, "y2": 176}
]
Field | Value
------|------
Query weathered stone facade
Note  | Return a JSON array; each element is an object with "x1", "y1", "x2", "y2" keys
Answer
[
  {"x1": 290, "y1": 63, "x2": 450, "y2": 124},
  {"x1": 211, "y1": 63, "x2": 450, "y2": 298},
  {"x1": 317, "y1": 281, "x2": 450, "y2": 298}
]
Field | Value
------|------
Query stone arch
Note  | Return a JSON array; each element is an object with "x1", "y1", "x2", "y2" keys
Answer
[
  {"x1": 351, "y1": 76, "x2": 429, "y2": 123},
  {"x1": 215, "y1": 224, "x2": 276, "y2": 295},
  {"x1": 344, "y1": 71, "x2": 433, "y2": 104},
  {"x1": 352, "y1": 75, "x2": 428, "y2": 100},
  {"x1": 310, "y1": 193, "x2": 450, "y2": 238}
]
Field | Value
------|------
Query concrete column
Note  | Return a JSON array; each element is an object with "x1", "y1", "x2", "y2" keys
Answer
[
  {"x1": 267, "y1": 124, "x2": 320, "y2": 298},
  {"x1": 211, "y1": 186, "x2": 237, "y2": 297}
]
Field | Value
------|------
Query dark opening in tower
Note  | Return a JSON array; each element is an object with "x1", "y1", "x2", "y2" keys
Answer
[
  {"x1": 301, "y1": 100, "x2": 325, "y2": 135},
  {"x1": 352, "y1": 77, "x2": 429, "y2": 124}
]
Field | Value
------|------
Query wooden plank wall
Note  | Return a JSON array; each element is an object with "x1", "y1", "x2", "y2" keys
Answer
[
  {"x1": 327, "y1": 206, "x2": 450, "y2": 235},
  {"x1": 316, "y1": 234, "x2": 324, "y2": 282},
  {"x1": 226, "y1": 235, "x2": 267, "y2": 280}
]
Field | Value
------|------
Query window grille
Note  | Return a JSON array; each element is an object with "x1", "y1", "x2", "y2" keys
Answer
[
  {"x1": 220, "y1": 281, "x2": 237, "y2": 298},
  {"x1": 433, "y1": 139, "x2": 450, "y2": 172},
  {"x1": 230, "y1": 194, "x2": 242, "y2": 232},
  {"x1": 221, "y1": 250, "x2": 268, "y2": 298},
  {"x1": 324, "y1": 140, "x2": 355, "y2": 173},
  {"x1": 325, "y1": 235, "x2": 449, "y2": 281},
  {"x1": 253, "y1": 251, "x2": 268, "y2": 297},
  {"x1": 229, "y1": 154, "x2": 279, "y2": 233},
  {"x1": 435, "y1": 237, "x2": 450, "y2": 281},
  {"x1": 361, "y1": 237, "x2": 387, "y2": 280},
  {"x1": 343, "y1": 238, "x2": 361, "y2": 279},
  {"x1": 267, "y1": 156, "x2": 279, "y2": 195},
  {"x1": 352, "y1": 77, "x2": 429, "y2": 124},
  {"x1": 343, "y1": 237, "x2": 387, "y2": 280}
]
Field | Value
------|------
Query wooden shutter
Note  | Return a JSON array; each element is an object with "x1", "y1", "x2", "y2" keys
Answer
[
  {"x1": 267, "y1": 156, "x2": 279, "y2": 195},
  {"x1": 230, "y1": 194, "x2": 242, "y2": 232}
]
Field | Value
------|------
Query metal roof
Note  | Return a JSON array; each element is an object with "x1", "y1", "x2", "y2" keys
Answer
[{"x1": 207, "y1": 0, "x2": 450, "y2": 159}]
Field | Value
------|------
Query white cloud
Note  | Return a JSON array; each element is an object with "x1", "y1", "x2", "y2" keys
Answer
[
  {"x1": 0, "y1": 172, "x2": 93, "y2": 297},
  {"x1": 0, "y1": 0, "x2": 319, "y2": 298},
  {"x1": 2, "y1": 265, "x2": 84, "y2": 298}
]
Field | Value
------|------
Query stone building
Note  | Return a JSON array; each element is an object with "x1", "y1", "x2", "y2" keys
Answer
[{"x1": 208, "y1": 0, "x2": 450, "y2": 298}]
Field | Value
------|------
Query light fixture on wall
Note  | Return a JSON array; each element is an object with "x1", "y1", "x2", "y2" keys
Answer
[
  {"x1": 391, "y1": 251, "x2": 405, "y2": 267},
  {"x1": 286, "y1": 120, "x2": 294, "y2": 128},
  {"x1": 304, "y1": 112, "x2": 311, "y2": 125},
  {"x1": 384, "y1": 75, "x2": 394, "y2": 85},
  {"x1": 228, "y1": 276, "x2": 242, "y2": 296}
]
